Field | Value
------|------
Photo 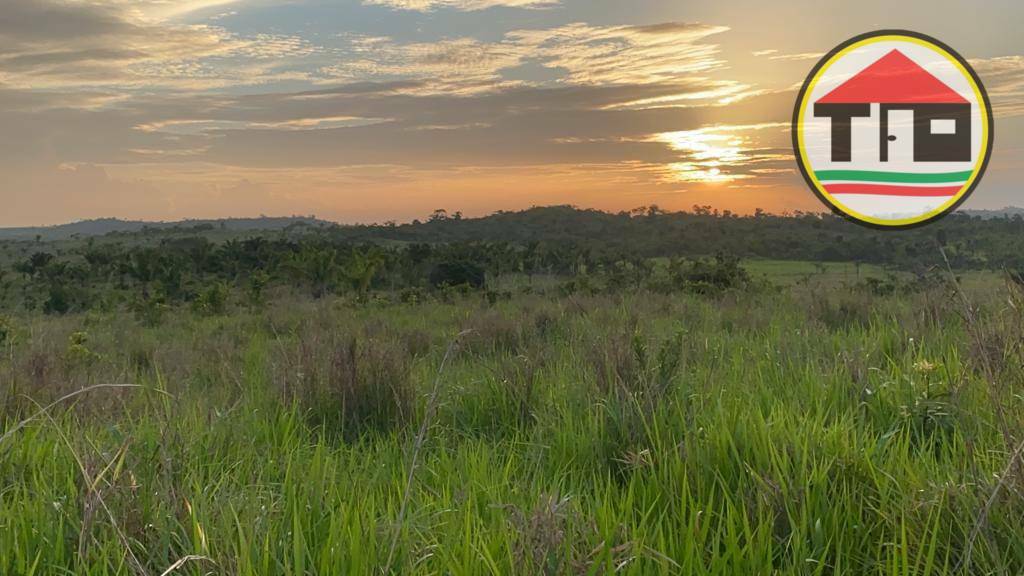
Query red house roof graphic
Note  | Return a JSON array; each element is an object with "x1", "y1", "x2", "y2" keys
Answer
[{"x1": 817, "y1": 49, "x2": 968, "y2": 104}]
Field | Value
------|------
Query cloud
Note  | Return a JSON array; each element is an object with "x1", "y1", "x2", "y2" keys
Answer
[
  {"x1": 766, "y1": 52, "x2": 823, "y2": 62},
  {"x1": 135, "y1": 116, "x2": 391, "y2": 134},
  {"x1": 0, "y1": 78, "x2": 804, "y2": 225},
  {"x1": 0, "y1": 0, "x2": 319, "y2": 90},
  {"x1": 86, "y1": 80, "x2": 792, "y2": 174},
  {"x1": 651, "y1": 123, "x2": 791, "y2": 183},
  {"x1": 0, "y1": 1, "x2": 735, "y2": 97},
  {"x1": 970, "y1": 56, "x2": 1024, "y2": 117},
  {"x1": 507, "y1": 22, "x2": 730, "y2": 85},
  {"x1": 751, "y1": 49, "x2": 823, "y2": 62},
  {"x1": 320, "y1": 22, "x2": 734, "y2": 96},
  {"x1": 0, "y1": 85, "x2": 127, "y2": 112},
  {"x1": 361, "y1": 0, "x2": 557, "y2": 12},
  {"x1": 321, "y1": 35, "x2": 526, "y2": 95},
  {"x1": 0, "y1": 5, "x2": 805, "y2": 224},
  {"x1": 0, "y1": 70, "x2": 795, "y2": 188},
  {"x1": 116, "y1": 0, "x2": 252, "y2": 21}
]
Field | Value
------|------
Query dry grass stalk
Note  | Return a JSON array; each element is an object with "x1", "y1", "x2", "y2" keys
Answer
[{"x1": 382, "y1": 329, "x2": 471, "y2": 574}]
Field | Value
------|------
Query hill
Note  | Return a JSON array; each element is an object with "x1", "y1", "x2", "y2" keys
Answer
[
  {"x1": 3, "y1": 205, "x2": 1024, "y2": 270},
  {"x1": 0, "y1": 216, "x2": 332, "y2": 240},
  {"x1": 963, "y1": 207, "x2": 1024, "y2": 219}
]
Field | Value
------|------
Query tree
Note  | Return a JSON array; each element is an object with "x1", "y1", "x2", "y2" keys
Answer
[
  {"x1": 15, "y1": 252, "x2": 54, "y2": 279},
  {"x1": 341, "y1": 248, "x2": 385, "y2": 296},
  {"x1": 429, "y1": 260, "x2": 485, "y2": 289},
  {"x1": 289, "y1": 246, "x2": 340, "y2": 298},
  {"x1": 246, "y1": 270, "x2": 270, "y2": 308}
]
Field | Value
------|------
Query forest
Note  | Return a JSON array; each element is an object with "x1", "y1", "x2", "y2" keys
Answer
[{"x1": 1, "y1": 206, "x2": 1023, "y2": 318}]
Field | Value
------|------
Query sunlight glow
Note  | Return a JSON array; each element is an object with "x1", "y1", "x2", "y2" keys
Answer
[
  {"x1": 654, "y1": 123, "x2": 784, "y2": 183},
  {"x1": 656, "y1": 127, "x2": 747, "y2": 183}
]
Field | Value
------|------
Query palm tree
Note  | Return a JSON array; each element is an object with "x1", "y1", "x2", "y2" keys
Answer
[
  {"x1": 288, "y1": 246, "x2": 339, "y2": 298},
  {"x1": 341, "y1": 248, "x2": 384, "y2": 297}
]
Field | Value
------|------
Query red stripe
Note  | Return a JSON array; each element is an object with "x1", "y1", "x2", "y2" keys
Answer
[{"x1": 824, "y1": 183, "x2": 961, "y2": 197}]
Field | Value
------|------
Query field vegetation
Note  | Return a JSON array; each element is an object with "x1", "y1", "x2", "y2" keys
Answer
[{"x1": 2, "y1": 207, "x2": 1024, "y2": 574}]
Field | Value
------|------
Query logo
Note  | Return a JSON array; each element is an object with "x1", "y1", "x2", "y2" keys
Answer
[{"x1": 793, "y1": 31, "x2": 993, "y2": 229}]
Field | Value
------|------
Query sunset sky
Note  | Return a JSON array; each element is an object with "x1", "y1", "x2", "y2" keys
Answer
[{"x1": 2, "y1": 0, "x2": 1022, "y2": 226}]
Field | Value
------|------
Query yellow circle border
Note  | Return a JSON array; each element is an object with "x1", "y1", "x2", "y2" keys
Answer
[{"x1": 793, "y1": 31, "x2": 993, "y2": 229}]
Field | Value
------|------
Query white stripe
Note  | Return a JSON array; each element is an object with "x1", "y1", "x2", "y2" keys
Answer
[
  {"x1": 820, "y1": 180, "x2": 967, "y2": 187},
  {"x1": 829, "y1": 194, "x2": 956, "y2": 221}
]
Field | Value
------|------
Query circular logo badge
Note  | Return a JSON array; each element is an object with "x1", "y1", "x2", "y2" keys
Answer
[{"x1": 793, "y1": 30, "x2": 993, "y2": 229}]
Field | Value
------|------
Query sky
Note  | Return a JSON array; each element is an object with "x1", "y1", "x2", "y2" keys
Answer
[{"x1": 2, "y1": 0, "x2": 1022, "y2": 226}]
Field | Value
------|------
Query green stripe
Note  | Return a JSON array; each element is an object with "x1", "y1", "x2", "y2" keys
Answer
[{"x1": 815, "y1": 170, "x2": 973, "y2": 184}]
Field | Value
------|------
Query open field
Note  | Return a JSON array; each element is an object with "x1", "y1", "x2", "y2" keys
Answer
[
  {"x1": 2, "y1": 270, "x2": 1024, "y2": 575},
  {"x1": 3, "y1": 0, "x2": 1022, "y2": 570},
  {"x1": 2, "y1": 209, "x2": 1024, "y2": 574},
  {"x1": 744, "y1": 259, "x2": 884, "y2": 285}
]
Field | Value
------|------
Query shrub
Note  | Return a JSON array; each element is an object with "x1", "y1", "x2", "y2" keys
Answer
[
  {"x1": 483, "y1": 289, "x2": 511, "y2": 305},
  {"x1": 192, "y1": 281, "x2": 230, "y2": 315},
  {"x1": 430, "y1": 260, "x2": 485, "y2": 289},
  {"x1": 897, "y1": 390, "x2": 958, "y2": 447},
  {"x1": 399, "y1": 287, "x2": 426, "y2": 304},
  {"x1": 130, "y1": 291, "x2": 169, "y2": 327},
  {"x1": 654, "y1": 253, "x2": 753, "y2": 295},
  {"x1": 65, "y1": 331, "x2": 101, "y2": 368},
  {"x1": 860, "y1": 275, "x2": 898, "y2": 296},
  {"x1": 246, "y1": 270, "x2": 270, "y2": 308},
  {"x1": 42, "y1": 283, "x2": 72, "y2": 315},
  {"x1": 557, "y1": 275, "x2": 597, "y2": 297},
  {"x1": 677, "y1": 253, "x2": 752, "y2": 294},
  {"x1": 856, "y1": 270, "x2": 946, "y2": 297}
]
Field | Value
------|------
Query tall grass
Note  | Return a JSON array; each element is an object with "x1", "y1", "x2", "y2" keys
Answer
[{"x1": 1, "y1": 281, "x2": 1023, "y2": 574}]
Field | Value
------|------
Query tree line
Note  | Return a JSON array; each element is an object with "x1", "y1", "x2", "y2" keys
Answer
[{"x1": 2, "y1": 205, "x2": 1023, "y2": 317}]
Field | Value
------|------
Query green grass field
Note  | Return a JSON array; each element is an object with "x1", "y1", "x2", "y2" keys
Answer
[
  {"x1": 744, "y1": 259, "x2": 883, "y2": 284},
  {"x1": 2, "y1": 269, "x2": 1024, "y2": 575}
]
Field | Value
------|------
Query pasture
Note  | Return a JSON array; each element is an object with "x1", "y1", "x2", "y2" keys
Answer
[{"x1": 2, "y1": 265, "x2": 1023, "y2": 574}]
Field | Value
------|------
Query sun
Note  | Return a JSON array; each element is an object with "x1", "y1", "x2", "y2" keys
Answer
[
  {"x1": 664, "y1": 162, "x2": 735, "y2": 183},
  {"x1": 651, "y1": 124, "x2": 786, "y2": 183},
  {"x1": 654, "y1": 126, "x2": 751, "y2": 183}
]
